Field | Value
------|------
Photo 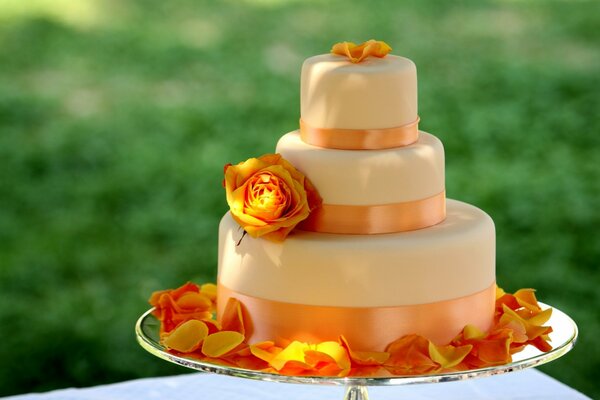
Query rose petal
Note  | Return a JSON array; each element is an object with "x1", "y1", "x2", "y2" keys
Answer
[
  {"x1": 269, "y1": 341, "x2": 310, "y2": 371},
  {"x1": 314, "y1": 341, "x2": 351, "y2": 373},
  {"x1": 201, "y1": 331, "x2": 245, "y2": 358},
  {"x1": 250, "y1": 341, "x2": 281, "y2": 364},
  {"x1": 339, "y1": 336, "x2": 389, "y2": 366},
  {"x1": 200, "y1": 283, "x2": 217, "y2": 301},
  {"x1": 220, "y1": 297, "x2": 245, "y2": 335},
  {"x1": 514, "y1": 289, "x2": 542, "y2": 312},
  {"x1": 177, "y1": 292, "x2": 212, "y2": 310},
  {"x1": 385, "y1": 335, "x2": 438, "y2": 374},
  {"x1": 162, "y1": 320, "x2": 208, "y2": 353},
  {"x1": 428, "y1": 342, "x2": 473, "y2": 369}
]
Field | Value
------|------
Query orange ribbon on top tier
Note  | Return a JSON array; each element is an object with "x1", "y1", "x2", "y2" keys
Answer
[
  {"x1": 300, "y1": 117, "x2": 420, "y2": 150},
  {"x1": 299, "y1": 190, "x2": 446, "y2": 234}
]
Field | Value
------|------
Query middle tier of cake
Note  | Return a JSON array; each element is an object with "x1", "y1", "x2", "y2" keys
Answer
[
  {"x1": 276, "y1": 130, "x2": 444, "y2": 206},
  {"x1": 217, "y1": 199, "x2": 496, "y2": 350}
]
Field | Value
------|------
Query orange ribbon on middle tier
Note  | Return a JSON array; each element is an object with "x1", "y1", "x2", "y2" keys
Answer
[
  {"x1": 299, "y1": 190, "x2": 446, "y2": 234},
  {"x1": 300, "y1": 117, "x2": 420, "y2": 150}
]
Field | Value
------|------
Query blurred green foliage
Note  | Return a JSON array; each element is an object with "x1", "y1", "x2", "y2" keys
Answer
[{"x1": 0, "y1": 0, "x2": 598, "y2": 397}]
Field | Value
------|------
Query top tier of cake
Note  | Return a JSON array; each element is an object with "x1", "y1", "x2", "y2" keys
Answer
[
  {"x1": 280, "y1": 51, "x2": 443, "y2": 234},
  {"x1": 301, "y1": 54, "x2": 417, "y2": 130}
]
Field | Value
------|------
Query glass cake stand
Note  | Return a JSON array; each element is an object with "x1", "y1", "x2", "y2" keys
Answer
[{"x1": 135, "y1": 303, "x2": 577, "y2": 400}]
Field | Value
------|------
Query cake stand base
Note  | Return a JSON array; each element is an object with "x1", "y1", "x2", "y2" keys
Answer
[{"x1": 345, "y1": 385, "x2": 369, "y2": 400}]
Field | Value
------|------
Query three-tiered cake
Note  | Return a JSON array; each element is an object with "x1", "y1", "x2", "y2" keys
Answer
[{"x1": 217, "y1": 42, "x2": 496, "y2": 352}]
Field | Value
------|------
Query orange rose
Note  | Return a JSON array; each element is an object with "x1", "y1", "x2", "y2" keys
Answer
[{"x1": 223, "y1": 154, "x2": 321, "y2": 241}]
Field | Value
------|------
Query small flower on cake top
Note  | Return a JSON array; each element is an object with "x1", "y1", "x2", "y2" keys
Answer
[
  {"x1": 223, "y1": 154, "x2": 322, "y2": 242},
  {"x1": 331, "y1": 40, "x2": 392, "y2": 63}
]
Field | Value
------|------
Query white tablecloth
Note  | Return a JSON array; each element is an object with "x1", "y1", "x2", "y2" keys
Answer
[{"x1": 3, "y1": 369, "x2": 589, "y2": 400}]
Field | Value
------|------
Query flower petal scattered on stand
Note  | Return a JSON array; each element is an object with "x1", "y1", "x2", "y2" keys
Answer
[
  {"x1": 220, "y1": 297, "x2": 246, "y2": 335},
  {"x1": 314, "y1": 341, "x2": 351, "y2": 375},
  {"x1": 162, "y1": 320, "x2": 209, "y2": 353},
  {"x1": 269, "y1": 341, "x2": 310, "y2": 371},
  {"x1": 429, "y1": 342, "x2": 473, "y2": 369},
  {"x1": 200, "y1": 283, "x2": 218, "y2": 302},
  {"x1": 202, "y1": 331, "x2": 245, "y2": 358},
  {"x1": 339, "y1": 336, "x2": 389, "y2": 366},
  {"x1": 385, "y1": 335, "x2": 439, "y2": 375}
]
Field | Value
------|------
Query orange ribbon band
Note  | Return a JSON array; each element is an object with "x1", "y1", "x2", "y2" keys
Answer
[
  {"x1": 299, "y1": 190, "x2": 446, "y2": 234},
  {"x1": 299, "y1": 117, "x2": 420, "y2": 150},
  {"x1": 218, "y1": 282, "x2": 496, "y2": 351}
]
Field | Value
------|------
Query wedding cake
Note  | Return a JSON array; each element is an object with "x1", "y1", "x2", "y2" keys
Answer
[{"x1": 217, "y1": 41, "x2": 496, "y2": 352}]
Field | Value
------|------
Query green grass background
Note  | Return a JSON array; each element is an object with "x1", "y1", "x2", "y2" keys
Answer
[{"x1": 0, "y1": 0, "x2": 598, "y2": 397}]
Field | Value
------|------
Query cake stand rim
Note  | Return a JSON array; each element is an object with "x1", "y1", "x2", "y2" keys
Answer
[{"x1": 135, "y1": 302, "x2": 578, "y2": 387}]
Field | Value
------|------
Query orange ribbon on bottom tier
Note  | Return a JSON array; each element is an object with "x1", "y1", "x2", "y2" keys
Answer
[{"x1": 217, "y1": 282, "x2": 496, "y2": 351}]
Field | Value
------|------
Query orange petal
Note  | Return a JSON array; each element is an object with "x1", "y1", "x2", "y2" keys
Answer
[
  {"x1": 177, "y1": 292, "x2": 212, "y2": 310},
  {"x1": 220, "y1": 297, "x2": 245, "y2": 335},
  {"x1": 514, "y1": 289, "x2": 541, "y2": 312},
  {"x1": 149, "y1": 282, "x2": 200, "y2": 311},
  {"x1": 201, "y1": 331, "x2": 245, "y2": 358},
  {"x1": 339, "y1": 336, "x2": 389, "y2": 366},
  {"x1": 530, "y1": 331, "x2": 553, "y2": 352},
  {"x1": 227, "y1": 354, "x2": 270, "y2": 370},
  {"x1": 162, "y1": 320, "x2": 208, "y2": 353},
  {"x1": 304, "y1": 350, "x2": 337, "y2": 368},
  {"x1": 474, "y1": 329, "x2": 514, "y2": 365},
  {"x1": 278, "y1": 360, "x2": 315, "y2": 375},
  {"x1": 385, "y1": 335, "x2": 438, "y2": 374},
  {"x1": 250, "y1": 341, "x2": 282, "y2": 364},
  {"x1": 201, "y1": 319, "x2": 222, "y2": 334}
]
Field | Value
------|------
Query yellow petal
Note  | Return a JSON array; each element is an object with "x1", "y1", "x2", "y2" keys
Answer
[
  {"x1": 201, "y1": 331, "x2": 245, "y2": 358},
  {"x1": 463, "y1": 324, "x2": 486, "y2": 341},
  {"x1": 429, "y1": 342, "x2": 473, "y2": 369},
  {"x1": 315, "y1": 341, "x2": 351, "y2": 372},
  {"x1": 528, "y1": 307, "x2": 552, "y2": 326},
  {"x1": 495, "y1": 285, "x2": 506, "y2": 300},
  {"x1": 200, "y1": 283, "x2": 217, "y2": 301},
  {"x1": 269, "y1": 341, "x2": 310, "y2": 371},
  {"x1": 162, "y1": 320, "x2": 208, "y2": 353}
]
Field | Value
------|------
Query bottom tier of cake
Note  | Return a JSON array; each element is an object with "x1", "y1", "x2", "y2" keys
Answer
[{"x1": 217, "y1": 199, "x2": 496, "y2": 351}]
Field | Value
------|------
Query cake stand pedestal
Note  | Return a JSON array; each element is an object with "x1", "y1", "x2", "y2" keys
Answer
[{"x1": 135, "y1": 303, "x2": 577, "y2": 400}]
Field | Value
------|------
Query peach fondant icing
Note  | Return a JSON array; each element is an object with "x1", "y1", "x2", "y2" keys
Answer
[{"x1": 216, "y1": 43, "x2": 497, "y2": 352}]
